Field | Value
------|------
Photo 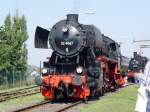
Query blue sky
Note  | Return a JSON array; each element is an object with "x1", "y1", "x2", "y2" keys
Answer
[{"x1": 0, "y1": 0, "x2": 150, "y2": 66}]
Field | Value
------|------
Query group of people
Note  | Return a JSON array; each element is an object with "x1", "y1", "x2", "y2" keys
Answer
[{"x1": 135, "y1": 60, "x2": 150, "y2": 112}]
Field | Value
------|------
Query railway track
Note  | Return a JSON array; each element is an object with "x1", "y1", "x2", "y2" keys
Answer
[
  {"x1": 12, "y1": 100, "x2": 51, "y2": 112},
  {"x1": 56, "y1": 101, "x2": 82, "y2": 112},
  {"x1": 11, "y1": 100, "x2": 82, "y2": 112},
  {"x1": 0, "y1": 85, "x2": 40, "y2": 102},
  {"x1": 10, "y1": 83, "x2": 134, "y2": 112}
]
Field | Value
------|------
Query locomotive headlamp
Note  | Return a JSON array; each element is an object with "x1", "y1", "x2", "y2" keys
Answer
[
  {"x1": 42, "y1": 68, "x2": 48, "y2": 74},
  {"x1": 76, "y1": 66, "x2": 83, "y2": 74}
]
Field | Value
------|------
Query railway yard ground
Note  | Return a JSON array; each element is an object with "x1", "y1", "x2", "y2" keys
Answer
[
  {"x1": 81, "y1": 84, "x2": 138, "y2": 112},
  {"x1": 0, "y1": 84, "x2": 138, "y2": 112},
  {"x1": 0, "y1": 84, "x2": 37, "y2": 93}
]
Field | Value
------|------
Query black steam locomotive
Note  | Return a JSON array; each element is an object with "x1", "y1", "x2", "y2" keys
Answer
[
  {"x1": 128, "y1": 52, "x2": 148, "y2": 72},
  {"x1": 128, "y1": 52, "x2": 148, "y2": 82},
  {"x1": 34, "y1": 14, "x2": 128, "y2": 100}
]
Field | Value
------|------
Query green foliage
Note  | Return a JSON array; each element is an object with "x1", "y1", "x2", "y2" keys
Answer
[
  {"x1": 0, "y1": 13, "x2": 28, "y2": 85},
  {"x1": 0, "y1": 27, "x2": 11, "y2": 70}
]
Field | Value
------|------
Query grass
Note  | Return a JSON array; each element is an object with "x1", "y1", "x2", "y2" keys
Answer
[
  {"x1": 81, "y1": 85, "x2": 139, "y2": 112},
  {"x1": 0, "y1": 93, "x2": 43, "y2": 112}
]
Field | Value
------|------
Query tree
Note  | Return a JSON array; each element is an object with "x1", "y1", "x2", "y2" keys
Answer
[
  {"x1": 11, "y1": 14, "x2": 28, "y2": 80},
  {"x1": 0, "y1": 26, "x2": 10, "y2": 84},
  {"x1": 0, "y1": 13, "x2": 28, "y2": 85}
]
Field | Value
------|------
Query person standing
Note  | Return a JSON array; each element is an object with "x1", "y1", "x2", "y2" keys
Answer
[
  {"x1": 145, "y1": 60, "x2": 150, "y2": 112},
  {"x1": 135, "y1": 60, "x2": 150, "y2": 112}
]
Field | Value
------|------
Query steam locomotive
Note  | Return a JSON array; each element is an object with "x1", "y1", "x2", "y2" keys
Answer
[
  {"x1": 128, "y1": 52, "x2": 148, "y2": 82},
  {"x1": 34, "y1": 14, "x2": 129, "y2": 101}
]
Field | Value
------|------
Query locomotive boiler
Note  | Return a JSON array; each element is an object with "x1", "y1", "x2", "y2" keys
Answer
[{"x1": 34, "y1": 14, "x2": 128, "y2": 101}]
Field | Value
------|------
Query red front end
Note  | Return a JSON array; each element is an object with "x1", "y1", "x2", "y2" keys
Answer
[{"x1": 40, "y1": 74, "x2": 90, "y2": 100}]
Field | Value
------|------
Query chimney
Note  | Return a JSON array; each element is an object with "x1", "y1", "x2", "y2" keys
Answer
[
  {"x1": 67, "y1": 14, "x2": 78, "y2": 23},
  {"x1": 133, "y1": 52, "x2": 138, "y2": 58}
]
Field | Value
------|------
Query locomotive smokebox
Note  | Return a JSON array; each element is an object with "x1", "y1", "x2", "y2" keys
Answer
[
  {"x1": 49, "y1": 13, "x2": 85, "y2": 57},
  {"x1": 67, "y1": 14, "x2": 78, "y2": 23}
]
